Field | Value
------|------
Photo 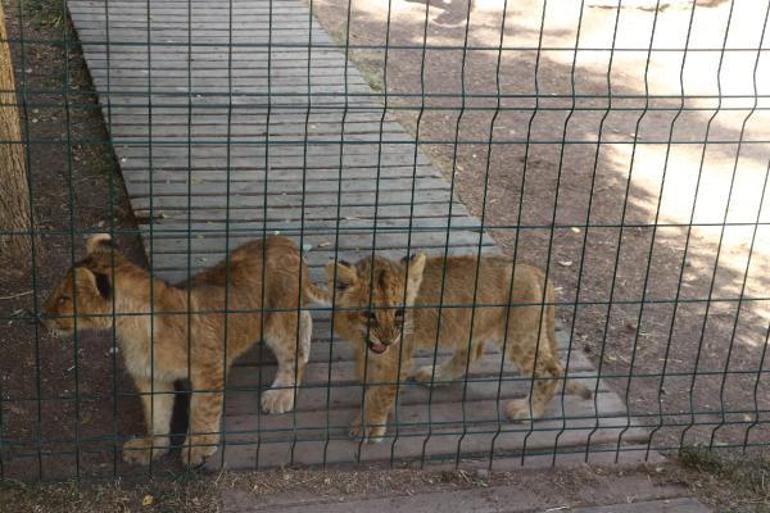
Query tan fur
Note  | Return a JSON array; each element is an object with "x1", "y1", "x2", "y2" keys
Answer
[
  {"x1": 42, "y1": 234, "x2": 326, "y2": 466},
  {"x1": 325, "y1": 254, "x2": 591, "y2": 443}
]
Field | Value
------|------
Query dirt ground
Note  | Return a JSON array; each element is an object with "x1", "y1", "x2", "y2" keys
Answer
[
  {"x1": 0, "y1": 0, "x2": 150, "y2": 479},
  {"x1": 307, "y1": 0, "x2": 770, "y2": 453},
  {"x1": 1, "y1": 451, "x2": 769, "y2": 512}
]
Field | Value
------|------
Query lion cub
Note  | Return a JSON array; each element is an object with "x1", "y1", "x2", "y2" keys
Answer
[
  {"x1": 326, "y1": 253, "x2": 591, "y2": 442},
  {"x1": 42, "y1": 234, "x2": 326, "y2": 466}
]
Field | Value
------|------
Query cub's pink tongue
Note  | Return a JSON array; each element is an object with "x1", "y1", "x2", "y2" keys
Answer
[{"x1": 369, "y1": 342, "x2": 387, "y2": 354}]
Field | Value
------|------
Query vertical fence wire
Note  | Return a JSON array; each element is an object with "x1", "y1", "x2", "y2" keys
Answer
[
  {"x1": 256, "y1": 0, "x2": 275, "y2": 470},
  {"x1": 61, "y1": 0, "x2": 82, "y2": 479},
  {"x1": 615, "y1": 0, "x2": 662, "y2": 463},
  {"x1": 706, "y1": 0, "x2": 770, "y2": 451},
  {"x1": 219, "y1": 0, "x2": 235, "y2": 469},
  {"x1": 414, "y1": 0, "x2": 435, "y2": 469},
  {"x1": 643, "y1": 0, "x2": 699, "y2": 462},
  {"x1": 488, "y1": 0, "x2": 551, "y2": 470},
  {"x1": 13, "y1": 0, "x2": 44, "y2": 480},
  {"x1": 553, "y1": 0, "x2": 592, "y2": 465},
  {"x1": 581, "y1": 0, "x2": 625, "y2": 462},
  {"x1": 679, "y1": 0, "x2": 736, "y2": 450},
  {"x1": 102, "y1": 0, "x2": 121, "y2": 479},
  {"x1": 185, "y1": 0, "x2": 194, "y2": 474}
]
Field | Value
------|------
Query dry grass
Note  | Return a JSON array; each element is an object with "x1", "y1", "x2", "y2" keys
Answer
[
  {"x1": 0, "y1": 474, "x2": 220, "y2": 513},
  {"x1": 673, "y1": 447, "x2": 770, "y2": 513}
]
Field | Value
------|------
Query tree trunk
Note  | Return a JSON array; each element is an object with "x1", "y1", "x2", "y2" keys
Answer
[{"x1": 0, "y1": 1, "x2": 33, "y2": 262}]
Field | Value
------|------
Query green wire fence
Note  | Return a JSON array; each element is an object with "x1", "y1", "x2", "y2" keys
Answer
[{"x1": 1, "y1": 0, "x2": 769, "y2": 479}]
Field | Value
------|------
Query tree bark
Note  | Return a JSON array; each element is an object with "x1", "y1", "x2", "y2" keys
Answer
[{"x1": 0, "y1": 1, "x2": 33, "y2": 262}]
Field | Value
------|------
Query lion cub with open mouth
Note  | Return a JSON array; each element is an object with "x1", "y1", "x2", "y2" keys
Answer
[
  {"x1": 326, "y1": 253, "x2": 591, "y2": 443},
  {"x1": 42, "y1": 234, "x2": 326, "y2": 466}
]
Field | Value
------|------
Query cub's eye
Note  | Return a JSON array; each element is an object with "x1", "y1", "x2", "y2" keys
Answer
[
  {"x1": 395, "y1": 308, "x2": 405, "y2": 320},
  {"x1": 57, "y1": 296, "x2": 71, "y2": 306},
  {"x1": 363, "y1": 310, "x2": 377, "y2": 324}
]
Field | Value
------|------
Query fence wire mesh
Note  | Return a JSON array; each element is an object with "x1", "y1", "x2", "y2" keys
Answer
[{"x1": 0, "y1": 0, "x2": 769, "y2": 480}]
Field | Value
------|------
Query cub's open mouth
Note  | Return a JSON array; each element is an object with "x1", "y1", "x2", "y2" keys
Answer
[{"x1": 367, "y1": 341, "x2": 388, "y2": 354}]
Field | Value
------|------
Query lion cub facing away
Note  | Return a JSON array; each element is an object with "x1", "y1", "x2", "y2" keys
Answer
[
  {"x1": 42, "y1": 234, "x2": 326, "y2": 466},
  {"x1": 326, "y1": 253, "x2": 591, "y2": 442}
]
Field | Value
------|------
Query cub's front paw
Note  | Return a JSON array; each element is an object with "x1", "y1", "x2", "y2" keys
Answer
[
  {"x1": 349, "y1": 416, "x2": 387, "y2": 444},
  {"x1": 261, "y1": 387, "x2": 295, "y2": 414},
  {"x1": 410, "y1": 364, "x2": 442, "y2": 385},
  {"x1": 122, "y1": 437, "x2": 168, "y2": 465},
  {"x1": 183, "y1": 435, "x2": 218, "y2": 468},
  {"x1": 505, "y1": 399, "x2": 545, "y2": 422}
]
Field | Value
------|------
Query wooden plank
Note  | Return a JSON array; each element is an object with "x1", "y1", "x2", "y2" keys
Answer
[
  {"x1": 222, "y1": 375, "x2": 608, "y2": 418},
  {"x1": 117, "y1": 165, "x2": 441, "y2": 182},
  {"x1": 139, "y1": 231, "x2": 492, "y2": 259},
  {"x1": 208, "y1": 397, "x2": 648, "y2": 469},
  {"x1": 116, "y1": 152, "x2": 433, "y2": 170},
  {"x1": 125, "y1": 205, "x2": 466, "y2": 227},
  {"x1": 128, "y1": 189, "x2": 465, "y2": 212},
  {"x1": 217, "y1": 392, "x2": 634, "y2": 443},
  {"x1": 124, "y1": 177, "x2": 457, "y2": 197},
  {"x1": 130, "y1": 217, "x2": 485, "y2": 236},
  {"x1": 227, "y1": 351, "x2": 598, "y2": 389},
  {"x1": 154, "y1": 241, "x2": 499, "y2": 282}
]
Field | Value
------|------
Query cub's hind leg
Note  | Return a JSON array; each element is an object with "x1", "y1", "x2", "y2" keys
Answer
[
  {"x1": 123, "y1": 377, "x2": 175, "y2": 465},
  {"x1": 500, "y1": 305, "x2": 561, "y2": 422},
  {"x1": 411, "y1": 340, "x2": 485, "y2": 386},
  {"x1": 261, "y1": 310, "x2": 311, "y2": 415}
]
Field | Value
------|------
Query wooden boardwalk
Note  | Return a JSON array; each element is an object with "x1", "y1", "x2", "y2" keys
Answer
[{"x1": 67, "y1": 0, "x2": 648, "y2": 469}]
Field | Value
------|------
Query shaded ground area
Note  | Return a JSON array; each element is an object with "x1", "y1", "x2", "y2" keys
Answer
[
  {"x1": 0, "y1": 0, "x2": 147, "y2": 479},
  {"x1": 307, "y1": 0, "x2": 770, "y2": 452}
]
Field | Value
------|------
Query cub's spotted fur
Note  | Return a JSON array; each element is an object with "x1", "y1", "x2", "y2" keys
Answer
[
  {"x1": 42, "y1": 234, "x2": 326, "y2": 466},
  {"x1": 326, "y1": 254, "x2": 591, "y2": 442}
]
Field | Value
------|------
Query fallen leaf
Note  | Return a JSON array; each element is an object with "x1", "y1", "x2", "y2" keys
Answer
[{"x1": 142, "y1": 494, "x2": 154, "y2": 507}]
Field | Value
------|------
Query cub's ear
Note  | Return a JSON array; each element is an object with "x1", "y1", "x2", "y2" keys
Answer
[
  {"x1": 403, "y1": 253, "x2": 426, "y2": 300},
  {"x1": 74, "y1": 266, "x2": 112, "y2": 300},
  {"x1": 93, "y1": 272, "x2": 112, "y2": 299},
  {"x1": 325, "y1": 259, "x2": 358, "y2": 292},
  {"x1": 86, "y1": 233, "x2": 115, "y2": 254},
  {"x1": 404, "y1": 253, "x2": 426, "y2": 279}
]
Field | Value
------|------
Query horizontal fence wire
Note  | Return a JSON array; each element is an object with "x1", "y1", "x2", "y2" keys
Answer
[{"x1": 0, "y1": 0, "x2": 769, "y2": 480}]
